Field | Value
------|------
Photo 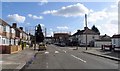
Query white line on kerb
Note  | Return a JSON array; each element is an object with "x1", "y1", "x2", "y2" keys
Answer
[
  {"x1": 46, "y1": 63, "x2": 48, "y2": 68},
  {"x1": 0, "y1": 61, "x2": 3, "y2": 63},
  {"x1": 55, "y1": 51, "x2": 59, "y2": 53},
  {"x1": 71, "y1": 54, "x2": 86, "y2": 63},
  {"x1": 63, "y1": 50, "x2": 66, "y2": 53},
  {"x1": 45, "y1": 51, "x2": 49, "y2": 54}
]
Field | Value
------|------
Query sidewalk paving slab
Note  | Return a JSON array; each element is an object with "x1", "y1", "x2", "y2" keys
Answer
[
  {"x1": 83, "y1": 48, "x2": 120, "y2": 61},
  {"x1": 1, "y1": 47, "x2": 38, "y2": 70}
]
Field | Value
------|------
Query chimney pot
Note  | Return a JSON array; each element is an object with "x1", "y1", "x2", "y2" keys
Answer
[
  {"x1": 12, "y1": 23, "x2": 17, "y2": 28},
  {"x1": 84, "y1": 27, "x2": 88, "y2": 30},
  {"x1": 19, "y1": 27, "x2": 23, "y2": 30}
]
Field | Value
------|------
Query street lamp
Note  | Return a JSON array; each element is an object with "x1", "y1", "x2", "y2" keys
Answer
[
  {"x1": 34, "y1": 25, "x2": 37, "y2": 50},
  {"x1": 85, "y1": 14, "x2": 88, "y2": 50}
]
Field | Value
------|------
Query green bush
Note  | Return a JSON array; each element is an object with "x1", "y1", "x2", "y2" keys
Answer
[{"x1": 23, "y1": 42, "x2": 26, "y2": 47}]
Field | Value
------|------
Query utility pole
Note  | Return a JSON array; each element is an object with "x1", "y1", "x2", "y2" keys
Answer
[{"x1": 85, "y1": 14, "x2": 88, "y2": 50}]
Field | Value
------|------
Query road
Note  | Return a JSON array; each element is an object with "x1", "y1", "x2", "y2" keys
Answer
[{"x1": 24, "y1": 44, "x2": 119, "y2": 70}]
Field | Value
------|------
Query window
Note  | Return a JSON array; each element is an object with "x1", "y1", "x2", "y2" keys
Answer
[
  {"x1": 3, "y1": 26, "x2": 6, "y2": 32},
  {"x1": 0, "y1": 37, "x2": 1, "y2": 45},
  {"x1": 11, "y1": 39, "x2": 14, "y2": 45},
  {"x1": 6, "y1": 38, "x2": 8, "y2": 45},
  {"x1": 11, "y1": 28, "x2": 15, "y2": 34},
  {"x1": 2, "y1": 38, "x2": 5, "y2": 45},
  {"x1": 113, "y1": 39, "x2": 115, "y2": 44},
  {"x1": 6, "y1": 26, "x2": 10, "y2": 33},
  {"x1": 0, "y1": 24, "x2": 2, "y2": 28},
  {"x1": 16, "y1": 40, "x2": 18, "y2": 45}
]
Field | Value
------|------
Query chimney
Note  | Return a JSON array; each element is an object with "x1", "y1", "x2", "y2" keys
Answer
[
  {"x1": 84, "y1": 27, "x2": 88, "y2": 30},
  {"x1": 12, "y1": 23, "x2": 17, "y2": 28},
  {"x1": 19, "y1": 27, "x2": 23, "y2": 30},
  {"x1": 77, "y1": 30, "x2": 80, "y2": 32}
]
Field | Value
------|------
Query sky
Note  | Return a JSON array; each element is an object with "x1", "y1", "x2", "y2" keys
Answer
[{"x1": 1, "y1": 1, "x2": 118, "y2": 37}]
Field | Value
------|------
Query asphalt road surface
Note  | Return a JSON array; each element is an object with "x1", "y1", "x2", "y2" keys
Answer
[{"x1": 24, "y1": 44, "x2": 119, "y2": 70}]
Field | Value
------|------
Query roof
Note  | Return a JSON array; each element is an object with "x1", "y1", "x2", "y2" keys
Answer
[
  {"x1": 83, "y1": 28, "x2": 99, "y2": 35},
  {"x1": 72, "y1": 27, "x2": 99, "y2": 36},
  {"x1": 0, "y1": 19, "x2": 28, "y2": 35},
  {"x1": 72, "y1": 30, "x2": 83, "y2": 36},
  {"x1": 0, "y1": 19, "x2": 11, "y2": 27},
  {"x1": 95, "y1": 34, "x2": 111, "y2": 41},
  {"x1": 54, "y1": 33, "x2": 69, "y2": 35},
  {"x1": 112, "y1": 34, "x2": 120, "y2": 38},
  {"x1": 100, "y1": 34, "x2": 111, "y2": 39},
  {"x1": 45, "y1": 37, "x2": 53, "y2": 39}
]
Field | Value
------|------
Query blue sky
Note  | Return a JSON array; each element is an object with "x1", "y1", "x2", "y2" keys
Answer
[{"x1": 2, "y1": 2, "x2": 118, "y2": 36}]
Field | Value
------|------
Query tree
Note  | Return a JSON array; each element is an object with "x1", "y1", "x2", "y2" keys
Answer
[
  {"x1": 91, "y1": 25, "x2": 100, "y2": 35},
  {"x1": 35, "y1": 24, "x2": 44, "y2": 43}
]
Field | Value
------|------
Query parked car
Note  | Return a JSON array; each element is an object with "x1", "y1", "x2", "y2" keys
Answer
[
  {"x1": 59, "y1": 43, "x2": 66, "y2": 47},
  {"x1": 38, "y1": 43, "x2": 47, "y2": 51},
  {"x1": 113, "y1": 46, "x2": 120, "y2": 51},
  {"x1": 101, "y1": 45, "x2": 112, "y2": 51}
]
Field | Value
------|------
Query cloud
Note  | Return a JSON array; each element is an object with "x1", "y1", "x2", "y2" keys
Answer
[
  {"x1": 28, "y1": 14, "x2": 43, "y2": 19},
  {"x1": 47, "y1": 29, "x2": 53, "y2": 37},
  {"x1": 88, "y1": 9, "x2": 108, "y2": 23},
  {"x1": 77, "y1": 2, "x2": 118, "y2": 36},
  {"x1": 28, "y1": 14, "x2": 32, "y2": 17},
  {"x1": 86, "y1": 3, "x2": 118, "y2": 36},
  {"x1": 33, "y1": 15, "x2": 43, "y2": 19},
  {"x1": 26, "y1": 23, "x2": 30, "y2": 25},
  {"x1": 50, "y1": 28, "x2": 53, "y2": 31},
  {"x1": 42, "y1": 3, "x2": 90, "y2": 17},
  {"x1": 47, "y1": 31, "x2": 53, "y2": 37},
  {"x1": 38, "y1": 0, "x2": 48, "y2": 6},
  {"x1": 98, "y1": 23, "x2": 118, "y2": 36},
  {"x1": 57, "y1": 26, "x2": 69, "y2": 30},
  {"x1": 40, "y1": 24, "x2": 45, "y2": 27},
  {"x1": 7, "y1": 14, "x2": 26, "y2": 23}
]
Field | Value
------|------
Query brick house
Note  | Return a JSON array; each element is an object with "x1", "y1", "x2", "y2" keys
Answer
[
  {"x1": 0, "y1": 19, "x2": 12, "y2": 53},
  {"x1": 54, "y1": 33, "x2": 70, "y2": 45},
  {"x1": 0, "y1": 19, "x2": 31, "y2": 54}
]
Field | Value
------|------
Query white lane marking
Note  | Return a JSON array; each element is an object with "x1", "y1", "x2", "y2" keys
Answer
[
  {"x1": 0, "y1": 61, "x2": 3, "y2": 63},
  {"x1": 0, "y1": 61, "x2": 3, "y2": 64},
  {"x1": 45, "y1": 51, "x2": 49, "y2": 54},
  {"x1": 63, "y1": 50, "x2": 66, "y2": 53},
  {"x1": 55, "y1": 51, "x2": 59, "y2": 54},
  {"x1": 71, "y1": 54, "x2": 86, "y2": 63},
  {"x1": 46, "y1": 63, "x2": 48, "y2": 68}
]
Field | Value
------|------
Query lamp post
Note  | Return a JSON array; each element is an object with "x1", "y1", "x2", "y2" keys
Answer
[
  {"x1": 34, "y1": 25, "x2": 37, "y2": 50},
  {"x1": 85, "y1": 14, "x2": 88, "y2": 50}
]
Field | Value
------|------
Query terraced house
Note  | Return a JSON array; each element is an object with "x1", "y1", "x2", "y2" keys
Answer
[
  {"x1": 0, "y1": 19, "x2": 31, "y2": 54},
  {"x1": 0, "y1": 19, "x2": 11, "y2": 53},
  {"x1": 19, "y1": 27, "x2": 30, "y2": 50},
  {"x1": 0, "y1": 21, "x2": 3, "y2": 53}
]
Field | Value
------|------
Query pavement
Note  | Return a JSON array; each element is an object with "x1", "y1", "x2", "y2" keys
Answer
[
  {"x1": 23, "y1": 45, "x2": 119, "y2": 70},
  {"x1": 83, "y1": 47, "x2": 120, "y2": 61},
  {"x1": 1, "y1": 47, "x2": 38, "y2": 70}
]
